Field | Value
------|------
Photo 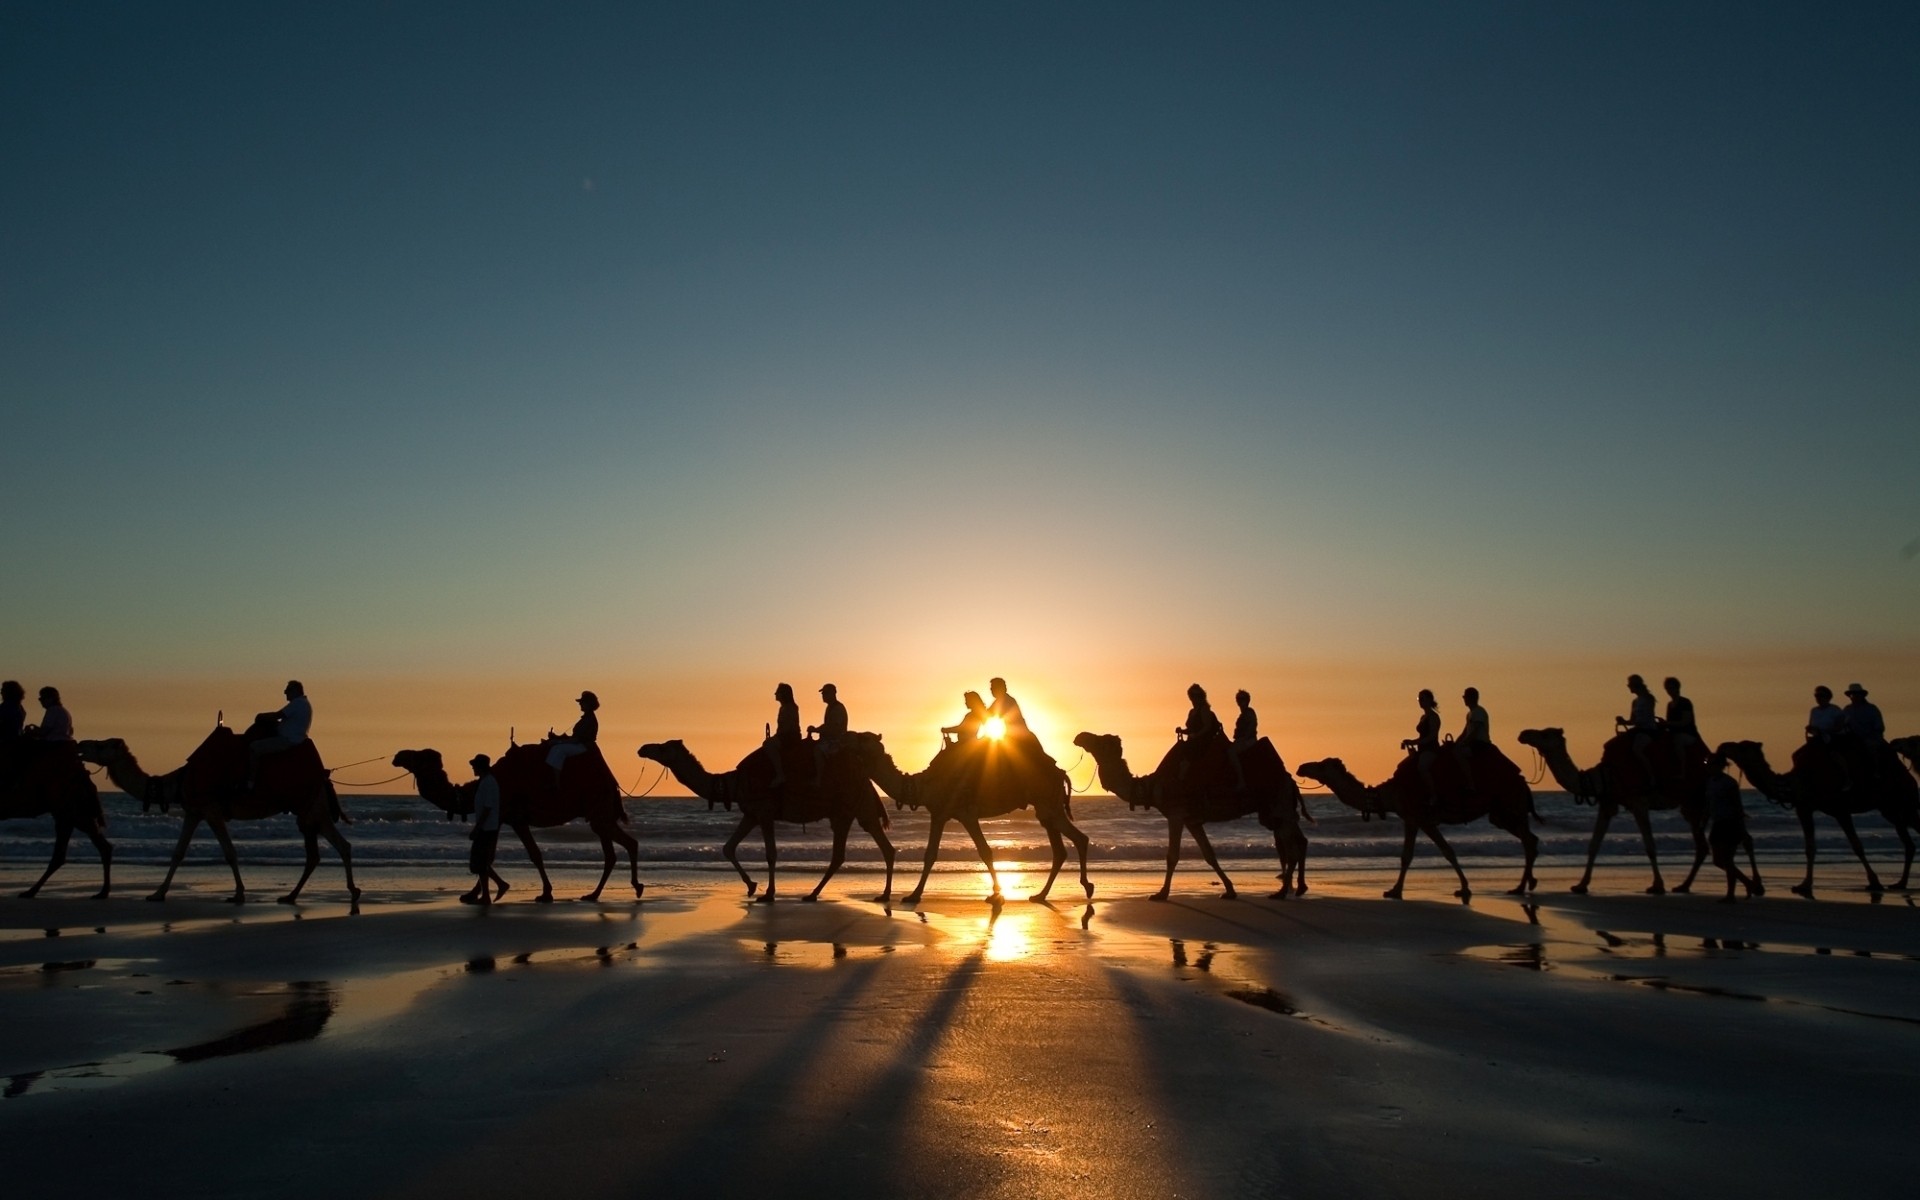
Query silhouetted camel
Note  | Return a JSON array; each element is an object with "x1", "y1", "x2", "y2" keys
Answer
[
  {"x1": 393, "y1": 742, "x2": 640, "y2": 902},
  {"x1": 1072, "y1": 732, "x2": 1307, "y2": 899},
  {"x1": 1295, "y1": 755, "x2": 1537, "y2": 898},
  {"x1": 637, "y1": 735, "x2": 895, "y2": 902},
  {"x1": 79, "y1": 726, "x2": 356, "y2": 904},
  {"x1": 1, "y1": 743, "x2": 111, "y2": 898},
  {"x1": 1896, "y1": 737, "x2": 1920, "y2": 785},
  {"x1": 1518, "y1": 727, "x2": 1762, "y2": 896},
  {"x1": 1716, "y1": 740, "x2": 1917, "y2": 896},
  {"x1": 853, "y1": 735, "x2": 1091, "y2": 905}
]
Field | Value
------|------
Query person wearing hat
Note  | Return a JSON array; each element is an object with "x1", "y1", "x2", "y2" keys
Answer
[
  {"x1": 1806, "y1": 686, "x2": 1845, "y2": 741},
  {"x1": 1842, "y1": 684, "x2": 1886, "y2": 747},
  {"x1": 764, "y1": 683, "x2": 802, "y2": 789},
  {"x1": 808, "y1": 683, "x2": 849, "y2": 782},
  {"x1": 1703, "y1": 751, "x2": 1756, "y2": 903},
  {"x1": 247, "y1": 680, "x2": 309, "y2": 787},
  {"x1": 462, "y1": 753, "x2": 508, "y2": 905},
  {"x1": 545, "y1": 690, "x2": 600, "y2": 778}
]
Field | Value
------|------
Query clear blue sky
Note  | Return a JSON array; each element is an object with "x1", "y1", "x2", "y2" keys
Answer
[{"x1": 3, "y1": 2, "x2": 1915, "y2": 771}]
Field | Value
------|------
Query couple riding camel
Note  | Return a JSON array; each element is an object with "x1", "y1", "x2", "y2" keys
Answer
[
  {"x1": 1171, "y1": 684, "x2": 1263, "y2": 789},
  {"x1": 1614, "y1": 674, "x2": 1703, "y2": 789},
  {"x1": 940, "y1": 678, "x2": 1055, "y2": 764},
  {"x1": 763, "y1": 681, "x2": 850, "y2": 789},
  {"x1": 1404, "y1": 687, "x2": 1492, "y2": 804},
  {"x1": 1804, "y1": 681, "x2": 1889, "y2": 790}
]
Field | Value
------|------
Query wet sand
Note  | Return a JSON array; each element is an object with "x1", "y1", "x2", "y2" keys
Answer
[{"x1": 0, "y1": 863, "x2": 1914, "y2": 1198}]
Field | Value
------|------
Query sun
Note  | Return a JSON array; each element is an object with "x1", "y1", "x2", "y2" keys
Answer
[{"x1": 981, "y1": 716, "x2": 1006, "y2": 740}]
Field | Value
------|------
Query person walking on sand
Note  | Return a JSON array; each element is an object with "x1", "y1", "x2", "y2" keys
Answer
[
  {"x1": 546, "y1": 691, "x2": 599, "y2": 781},
  {"x1": 808, "y1": 683, "x2": 849, "y2": 781},
  {"x1": 247, "y1": 680, "x2": 310, "y2": 787},
  {"x1": 765, "y1": 682, "x2": 802, "y2": 789},
  {"x1": 1704, "y1": 751, "x2": 1755, "y2": 903},
  {"x1": 462, "y1": 753, "x2": 508, "y2": 905}
]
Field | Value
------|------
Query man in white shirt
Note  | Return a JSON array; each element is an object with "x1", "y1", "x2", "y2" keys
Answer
[
  {"x1": 34, "y1": 686, "x2": 75, "y2": 742},
  {"x1": 462, "y1": 753, "x2": 508, "y2": 905},
  {"x1": 1842, "y1": 684, "x2": 1886, "y2": 747},
  {"x1": 248, "y1": 680, "x2": 312, "y2": 787},
  {"x1": 1806, "y1": 686, "x2": 1846, "y2": 741}
]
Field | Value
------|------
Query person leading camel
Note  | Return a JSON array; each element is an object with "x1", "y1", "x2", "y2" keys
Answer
[
  {"x1": 1703, "y1": 752, "x2": 1755, "y2": 903},
  {"x1": 1403, "y1": 689, "x2": 1443, "y2": 807},
  {"x1": 941, "y1": 691, "x2": 989, "y2": 744},
  {"x1": 462, "y1": 753, "x2": 508, "y2": 905},
  {"x1": 545, "y1": 690, "x2": 599, "y2": 780},
  {"x1": 247, "y1": 679, "x2": 310, "y2": 787},
  {"x1": 808, "y1": 683, "x2": 849, "y2": 782},
  {"x1": 765, "y1": 682, "x2": 802, "y2": 789},
  {"x1": 1616, "y1": 674, "x2": 1658, "y2": 789}
]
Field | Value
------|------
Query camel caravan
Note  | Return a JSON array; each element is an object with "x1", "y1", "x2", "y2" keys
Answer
[{"x1": 2, "y1": 671, "x2": 1916, "y2": 908}]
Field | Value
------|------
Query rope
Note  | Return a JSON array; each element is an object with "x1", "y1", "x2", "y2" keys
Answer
[
  {"x1": 1061, "y1": 750, "x2": 1094, "y2": 795},
  {"x1": 621, "y1": 763, "x2": 668, "y2": 798},
  {"x1": 1526, "y1": 748, "x2": 1547, "y2": 787},
  {"x1": 327, "y1": 755, "x2": 389, "y2": 773},
  {"x1": 333, "y1": 770, "x2": 411, "y2": 788}
]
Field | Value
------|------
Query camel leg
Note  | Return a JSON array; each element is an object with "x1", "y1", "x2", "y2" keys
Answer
[
  {"x1": 84, "y1": 823, "x2": 113, "y2": 900},
  {"x1": 612, "y1": 826, "x2": 643, "y2": 898},
  {"x1": 901, "y1": 814, "x2": 949, "y2": 905},
  {"x1": 806, "y1": 818, "x2": 852, "y2": 901},
  {"x1": 858, "y1": 812, "x2": 895, "y2": 902},
  {"x1": 320, "y1": 822, "x2": 360, "y2": 901},
  {"x1": 1884, "y1": 812, "x2": 1915, "y2": 890},
  {"x1": 1034, "y1": 822, "x2": 1068, "y2": 902},
  {"x1": 580, "y1": 830, "x2": 616, "y2": 902},
  {"x1": 1062, "y1": 812, "x2": 1094, "y2": 899},
  {"x1": 1189, "y1": 822, "x2": 1235, "y2": 899},
  {"x1": 513, "y1": 823, "x2": 554, "y2": 902},
  {"x1": 1792, "y1": 807, "x2": 1818, "y2": 897},
  {"x1": 1833, "y1": 812, "x2": 1883, "y2": 892},
  {"x1": 1499, "y1": 814, "x2": 1538, "y2": 895},
  {"x1": 148, "y1": 815, "x2": 203, "y2": 902},
  {"x1": 19, "y1": 819, "x2": 74, "y2": 900},
  {"x1": 1384, "y1": 821, "x2": 1417, "y2": 899},
  {"x1": 281, "y1": 826, "x2": 322, "y2": 903},
  {"x1": 1571, "y1": 800, "x2": 1618, "y2": 893},
  {"x1": 1629, "y1": 806, "x2": 1666, "y2": 894},
  {"x1": 1741, "y1": 831, "x2": 1765, "y2": 896},
  {"x1": 1674, "y1": 812, "x2": 1709, "y2": 894},
  {"x1": 1152, "y1": 817, "x2": 1182, "y2": 901},
  {"x1": 1291, "y1": 829, "x2": 1308, "y2": 896},
  {"x1": 960, "y1": 817, "x2": 1002, "y2": 901},
  {"x1": 720, "y1": 811, "x2": 760, "y2": 897},
  {"x1": 1425, "y1": 824, "x2": 1472, "y2": 900},
  {"x1": 756, "y1": 817, "x2": 779, "y2": 903}
]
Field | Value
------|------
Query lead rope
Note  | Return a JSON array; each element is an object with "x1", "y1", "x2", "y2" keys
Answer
[
  {"x1": 622, "y1": 763, "x2": 668, "y2": 799},
  {"x1": 1526, "y1": 747, "x2": 1547, "y2": 787},
  {"x1": 1061, "y1": 750, "x2": 1093, "y2": 795},
  {"x1": 333, "y1": 769, "x2": 411, "y2": 788}
]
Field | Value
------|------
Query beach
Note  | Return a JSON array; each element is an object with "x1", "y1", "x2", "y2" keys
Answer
[{"x1": 0, "y1": 858, "x2": 1913, "y2": 1198}]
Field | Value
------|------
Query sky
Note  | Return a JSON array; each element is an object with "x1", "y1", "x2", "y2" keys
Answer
[{"x1": 3, "y1": 1, "x2": 1916, "y2": 785}]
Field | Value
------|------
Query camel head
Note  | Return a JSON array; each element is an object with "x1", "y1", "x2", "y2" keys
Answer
[
  {"x1": 391, "y1": 749, "x2": 472, "y2": 818},
  {"x1": 1071, "y1": 733, "x2": 1139, "y2": 805},
  {"x1": 391, "y1": 748, "x2": 443, "y2": 776},
  {"x1": 74, "y1": 737, "x2": 129, "y2": 766},
  {"x1": 1072, "y1": 732, "x2": 1121, "y2": 759},
  {"x1": 1293, "y1": 758, "x2": 1344, "y2": 787},
  {"x1": 636, "y1": 740, "x2": 686, "y2": 765},
  {"x1": 1515, "y1": 727, "x2": 1566, "y2": 753},
  {"x1": 1890, "y1": 736, "x2": 1920, "y2": 771}
]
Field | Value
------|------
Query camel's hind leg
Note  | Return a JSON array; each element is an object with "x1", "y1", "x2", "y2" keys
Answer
[
  {"x1": 1791, "y1": 806, "x2": 1819, "y2": 897},
  {"x1": 613, "y1": 825, "x2": 643, "y2": 898},
  {"x1": 902, "y1": 814, "x2": 950, "y2": 905},
  {"x1": 1571, "y1": 800, "x2": 1618, "y2": 894},
  {"x1": 960, "y1": 817, "x2": 1003, "y2": 901},
  {"x1": 511, "y1": 824, "x2": 554, "y2": 902},
  {"x1": 858, "y1": 812, "x2": 895, "y2": 903},
  {"x1": 1425, "y1": 824, "x2": 1472, "y2": 900},
  {"x1": 1674, "y1": 811, "x2": 1709, "y2": 894},
  {"x1": 1495, "y1": 813, "x2": 1537, "y2": 895},
  {"x1": 320, "y1": 822, "x2": 359, "y2": 901},
  {"x1": 806, "y1": 818, "x2": 853, "y2": 902},
  {"x1": 581, "y1": 829, "x2": 617, "y2": 903},
  {"x1": 281, "y1": 825, "x2": 322, "y2": 904},
  {"x1": 1055, "y1": 810, "x2": 1094, "y2": 900},
  {"x1": 1384, "y1": 821, "x2": 1418, "y2": 899},
  {"x1": 1033, "y1": 822, "x2": 1069, "y2": 902},
  {"x1": 1189, "y1": 821, "x2": 1236, "y2": 899},
  {"x1": 1833, "y1": 812, "x2": 1884, "y2": 892},
  {"x1": 1883, "y1": 810, "x2": 1915, "y2": 890},
  {"x1": 1628, "y1": 805, "x2": 1666, "y2": 894},
  {"x1": 148, "y1": 815, "x2": 205, "y2": 901},
  {"x1": 755, "y1": 817, "x2": 779, "y2": 903},
  {"x1": 1151, "y1": 817, "x2": 1183, "y2": 901},
  {"x1": 720, "y1": 812, "x2": 762, "y2": 898},
  {"x1": 84, "y1": 823, "x2": 113, "y2": 900},
  {"x1": 19, "y1": 820, "x2": 75, "y2": 900},
  {"x1": 1269, "y1": 825, "x2": 1300, "y2": 899}
]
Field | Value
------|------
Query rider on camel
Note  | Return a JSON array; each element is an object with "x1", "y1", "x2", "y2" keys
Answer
[
  {"x1": 1662, "y1": 676, "x2": 1701, "y2": 765},
  {"x1": 808, "y1": 683, "x2": 849, "y2": 781},
  {"x1": 1616, "y1": 675, "x2": 1659, "y2": 788},
  {"x1": 1405, "y1": 689, "x2": 1443, "y2": 806},
  {"x1": 765, "y1": 682, "x2": 803, "y2": 789},
  {"x1": 1806, "y1": 686, "x2": 1845, "y2": 740},
  {"x1": 0, "y1": 680, "x2": 24, "y2": 749},
  {"x1": 1228, "y1": 689, "x2": 1260, "y2": 788},
  {"x1": 941, "y1": 691, "x2": 989, "y2": 744},
  {"x1": 545, "y1": 690, "x2": 599, "y2": 781},
  {"x1": 1452, "y1": 686, "x2": 1490, "y2": 793},
  {"x1": 1842, "y1": 683, "x2": 1885, "y2": 746},
  {"x1": 1176, "y1": 683, "x2": 1224, "y2": 781},
  {"x1": 247, "y1": 680, "x2": 308, "y2": 787},
  {"x1": 988, "y1": 678, "x2": 1055, "y2": 766}
]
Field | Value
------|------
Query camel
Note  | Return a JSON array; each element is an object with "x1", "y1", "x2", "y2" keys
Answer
[
  {"x1": 1717, "y1": 739, "x2": 1917, "y2": 896},
  {"x1": 1294, "y1": 752, "x2": 1538, "y2": 898},
  {"x1": 637, "y1": 734, "x2": 895, "y2": 903},
  {"x1": 1516, "y1": 727, "x2": 1762, "y2": 896},
  {"x1": 77, "y1": 725, "x2": 357, "y2": 904},
  {"x1": 392, "y1": 741, "x2": 641, "y2": 903},
  {"x1": 1072, "y1": 732, "x2": 1308, "y2": 900},
  {"x1": 1896, "y1": 737, "x2": 1920, "y2": 784},
  {"x1": 853, "y1": 734, "x2": 1092, "y2": 905},
  {"x1": 1, "y1": 743, "x2": 112, "y2": 898}
]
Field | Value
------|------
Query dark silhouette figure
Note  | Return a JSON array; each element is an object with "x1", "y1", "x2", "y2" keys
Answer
[
  {"x1": 1172, "y1": 683, "x2": 1226, "y2": 784},
  {"x1": 247, "y1": 680, "x2": 311, "y2": 787},
  {"x1": 1703, "y1": 752, "x2": 1757, "y2": 903},
  {"x1": 1717, "y1": 738, "x2": 1917, "y2": 896},
  {"x1": 1074, "y1": 731, "x2": 1308, "y2": 900},
  {"x1": 637, "y1": 734, "x2": 894, "y2": 902},
  {"x1": 1295, "y1": 750, "x2": 1538, "y2": 899},
  {"x1": 78, "y1": 719, "x2": 356, "y2": 904},
  {"x1": 1517, "y1": 726, "x2": 1762, "y2": 896},
  {"x1": 809, "y1": 683, "x2": 849, "y2": 781},
  {"x1": 393, "y1": 738, "x2": 640, "y2": 903},
  {"x1": 0, "y1": 682, "x2": 110, "y2": 898},
  {"x1": 856, "y1": 727, "x2": 1091, "y2": 905},
  {"x1": 987, "y1": 677, "x2": 1055, "y2": 766},
  {"x1": 940, "y1": 691, "x2": 988, "y2": 743},
  {"x1": 545, "y1": 690, "x2": 600, "y2": 780},
  {"x1": 462, "y1": 753, "x2": 508, "y2": 905},
  {"x1": 764, "y1": 683, "x2": 803, "y2": 789},
  {"x1": 1663, "y1": 676, "x2": 1701, "y2": 763}
]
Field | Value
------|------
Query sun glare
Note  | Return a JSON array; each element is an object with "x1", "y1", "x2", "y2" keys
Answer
[{"x1": 982, "y1": 716, "x2": 1006, "y2": 740}]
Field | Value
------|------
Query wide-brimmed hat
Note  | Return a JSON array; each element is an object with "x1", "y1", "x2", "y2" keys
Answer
[
  {"x1": 577, "y1": 690, "x2": 599, "y2": 706},
  {"x1": 1845, "y1": 683, "x2": 1868, "y2": 697},
  {"x1": 469, "y1": 753, "x2": 490, "y2": 768}
]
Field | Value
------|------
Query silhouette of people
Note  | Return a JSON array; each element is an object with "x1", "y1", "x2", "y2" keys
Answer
[
  {"x1": 1404, "y1": 688, "x2": 1442, "y2": 805},
  {"x1": 462, "y1": 753, "x2": 508, "y2": 905},
  {"x1": 1175, "y1": 683, "x2": 1224, "y2": 782},
  {"x1": 1842, "y1": 683, "x2": 1885, "y2": 746},
  {"x1": 941, "y1": 690, "x2": 988, "y2": 744},
  {"x1": 1806, "y1": 685, "x2": 1845, "y2": 740},
  {"x1": 809, "y1": 683, "x2": 849, "y2": 780},
  {"x1": 765, "y1": 682, "x2": 802, "y2": 788},
  {"x1": 545, "y1": 690, "x2": 599, "y2": 780},
  {"x1": 1617, "y1": 674, "x2": 1658, "y2": 785},
  {"x1": 33, "y1": 686, "x2": 74, "y2": 742},
  {"x1": 247, "y1": 679, "x2": 309, "y2": 786},
  {"x1": 1662, "y1": 676, "x2": 1700, "y2": 762},
  {"x1": 1452, "y1": 686, "x2": 1489, "y2": 793},
  {"x1": 1704, "y1": 751, "x2": 1755, "y2": 902},
  {"x1": 0, "y1": 680, "x2": 24, "y2": 745},
  {"x1": 1232, "y1": 690, "x2": 1258, "y2": 749},
  {"x1": 987, "y1": 677, "x2": 1054, "y2": 765}
]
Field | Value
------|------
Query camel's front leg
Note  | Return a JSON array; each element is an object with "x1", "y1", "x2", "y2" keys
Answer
[
  {"x1": 610, "y1": 826, "x2": 643, "y2": 898},
  {"x1": 1063, "y1": 813, "x2": 1094, "y2": 899},
  {"x1": 512, "y1": 823, "x2": 554, "y2": 902},
  {"x1": 756, "y1": 817, "x2": 779, "y2": 903},
  {"x1": 1792, "y1": 806, "x2": 1818, "y2": 897},
  {"x1": 1884, "y1": 810, "x2": 1915, "y2": 890},
  {"x1": 19, "y1": 819, "x2": 74, "y2": 899},
  {"x1": 148, "y1": 815, "x2": 203, "y2": 902},
  {"x1": 721, "y1": 812, "x2": 760, "y2": 898},
  {"x1": 281, "y1": 827, "x2": 321, "y2": 903},
  {"x1": 1674, "y1": 810, "x2": 1709, "y2": 893},
  {"x1": 1384, "y1": 820, "x2": 1418, "y2": 899},
  {"x1": 84, "y1": 823, "x2": 113, "y2": 900},
  {"x1": 209, "y1": 819, "x2": 246, "y2": 902},
  {"x1": 1152, "y1": 817, "x2": 1182, "y2": 901},
  {"x1": 581, "y1": 829, "x2": 616, "y2": 902},
  {"x1": 1425, "y1": 823, "x2": 1472, "y2": 900},
  {"x1": 320, "y1": 822, "x2": 360, "y2": 902},
  {"x1": 1571, "y1": 800, "x2": 1618, "y2": 893},
  {"x1": 1035, "y1": 822, "x2": 1067, "y2": 902},
  {"x1": 857, "y1": 812, "x2": 895, "y2": 902},
  {"x1": 961, "y1": 817, "x2": 1002, "y2": 901},
  {"x1": 902, "y1": 814, "x2": 949, "y2": 905},
  {"x1": 806, "y1": 818, "x2": 852, "y2": 901},
  {"x1": 1629, "y1": 805, "x2": 1666, "y2": 894},
  {"x1": 1833, "y1": 811, "x2": 1884, "y2": 892},
  {"x1": 1189, "y1": 821, "x2": 1235, "y2": 899}
]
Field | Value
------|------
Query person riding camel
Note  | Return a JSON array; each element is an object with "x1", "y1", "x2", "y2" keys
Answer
[
  {"x1": 0, "y1": 680, "x2": 25, "y2": 745},
  {"x1": 941, "y1": 691, "x2": 989, "y2": 745},
  {"x1": 1842, "y1": 683, "x2": 1888, "y2": 787},
  {"x1": 1616, "y1": 674, "x2": 1659, "y2": 789},
  {"x1": 545, "y1": 690, "x2": 599, "y2": 782},
  {"x1": 808, "y1": 683, "x2": 849, "y2": 782},
  {"x1": 1403, "y1": 688, "x2": 1443, "y2": 806},
  {"x1": 1228, "y1": 688, "x2": 1259, "y2": 789},
  {"x1": 1806, "y1": 685, "x2": 1845, "y2": 741},
  {"x1": 246, "y1": 680, "x2": 308, "y2": 787},
  {"x1": 1453, "y1": 686, "x2": 1490, "y2": 794},
  {"x1": 1176, "y1": 683, "x2": 1224, "y2": 782},
  {"x1": 987, "y1": 677, "x2": 1056, "y2": 766},
  {"x1": 1662, "y1": 676, "x2": 1701, "y2": 766},
  {"x1": 765, "y1": 682, "x2": 803, "y2": 789}
]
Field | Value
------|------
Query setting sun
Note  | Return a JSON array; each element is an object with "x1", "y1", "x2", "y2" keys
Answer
[{"x1": 982, "y1": 716, "x2": 1006, "y2": 740}]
